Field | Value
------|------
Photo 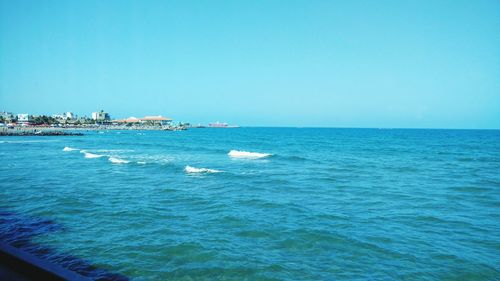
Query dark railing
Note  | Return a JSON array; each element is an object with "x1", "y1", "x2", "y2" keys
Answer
[{"x1": 0, "y1": 241, "x2": 91, "y2": 281}]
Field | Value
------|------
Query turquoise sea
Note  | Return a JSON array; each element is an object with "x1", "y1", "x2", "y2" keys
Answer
[{"x1": 1, "y1": 128, "x2": 499, "y2": 280}]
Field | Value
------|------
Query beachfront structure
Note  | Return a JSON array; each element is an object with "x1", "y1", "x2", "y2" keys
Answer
[
  {"x1": 92, "y1": 110, "x2": 110, "y2": 122},
  {"x1": 52, "y1": 112, "x2": 76, "y2": 120},
  {"x1": 17, "y1": 114, "x2": 33, "y2": 125},
  {"x1": 112, "y1": 115, "x2": 173, "y2": 126},
  {"x1": 0, "y1": 111, "x2": 15, "y2": 122},
  {"x1": 63, "y1": 112, "x2": 76, "y2": 119},
  {"x1": 113, "y1": 117, "x2": 140, "y2": 124},
  {"x1": 142, "y1": 116, "x2": 173, "y2": 126}
]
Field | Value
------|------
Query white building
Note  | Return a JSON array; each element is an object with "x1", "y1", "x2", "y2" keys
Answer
[
  {"x1": 51, "y1": 112, "x2": 76, "y2": 120},
  {"x1": 1, "y1": 111, "x2": 15, "y2": 121},
  {"x1": 17, "y1": 114, "x2": 32, "y2": 124},
  {"x1": 63, "y1": 112, "x2": 76, "y2": 119},
  {"x1": 92, "y1": 110, "x2": 110, "y2": 121}
]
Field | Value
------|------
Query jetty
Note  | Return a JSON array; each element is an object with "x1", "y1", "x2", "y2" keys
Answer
[{"x1": 0, "y1": 128, "x2": 83, "y2": 136}]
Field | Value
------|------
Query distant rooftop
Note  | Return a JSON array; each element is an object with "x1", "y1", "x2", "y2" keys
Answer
[
  {"x1": 113, "y1": 116, "x2": 172, "y2": 123},
  {"x1": 142, "y1": 116, "x2": 172, "y2": 121}
]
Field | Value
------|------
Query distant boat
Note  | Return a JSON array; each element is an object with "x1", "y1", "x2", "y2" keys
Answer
[{"x1": 208, "y1": 122, "x2": 239, "y2": 128}]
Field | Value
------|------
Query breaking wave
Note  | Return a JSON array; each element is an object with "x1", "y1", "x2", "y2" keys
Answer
[
  {"x1": 83, "y1": 152, "x2": 105, "y2": 159},
  {"x1": 228, "y1": 150, "x2": 271, "y2": 159},
  {"x1": 108, "y1": 157, "x2": 130, "y2": 164},
  {"x1": 184, "y1": 166, "x2": 221, "y2": 174},
  {"x1": 96, "y1": 149, "x2": 133, "y2": 153},
  {"x1": 63, "y1": 147, "x2": 78, "y2": 152}
]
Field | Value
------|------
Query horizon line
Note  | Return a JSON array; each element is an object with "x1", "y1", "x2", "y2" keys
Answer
[{"x1": 236, "y1": 126, "x2": 500, "y2": 130}]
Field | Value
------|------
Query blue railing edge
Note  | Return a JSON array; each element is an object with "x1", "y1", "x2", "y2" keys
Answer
[{"x1": 0, "y1": 241, "x2": 93, "y2": 281}]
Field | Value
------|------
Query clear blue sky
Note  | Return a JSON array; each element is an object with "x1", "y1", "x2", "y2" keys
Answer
[{"x1": 1, "y1": 0, "x2": 499, "y2": 128}]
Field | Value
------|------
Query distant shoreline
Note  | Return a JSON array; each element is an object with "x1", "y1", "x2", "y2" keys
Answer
[
  {"x1": 2, "y1": 126, "x2": 497, "y2": 137},
  {"x1": 0, "y1": 125, "x2": 186, "y2": 135}
]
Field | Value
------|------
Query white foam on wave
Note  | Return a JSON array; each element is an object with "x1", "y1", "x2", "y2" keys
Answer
[
  {"x1": 96, "y1": 149, "x2": 133, "y2": 153},
  {"x1": 108, "y1": 157, "x2": 130, "y2": 164},
  {"x1": 63, "y1": 147, "x2": 78, "y2": 151},
  {"x1": 228, "y1": 150, "x2": 271, "y2": 159},
  {"x1": 83, "y1": 152, "x2": 105, "y2": 159},
  {"x1": 137, "y1": 161, "x2": 146, "y2": 165},
  {"x1": 184, "y1": 165, "x2": 221, "y2": 174}
]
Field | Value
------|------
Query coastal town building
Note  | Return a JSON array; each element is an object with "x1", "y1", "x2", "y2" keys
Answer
[
  {"x1": 63, "y1": 112, "x2": 76, "y2": 119},
  {"x1": 53, "y1": 112, "x2": 77, "y2": 119},
  {"x1": 92, "y1": 110, "x2": 110, "y2": 122},
  {"x1": 0, "y1": 111, "x2": 15, "y2": 122},
  {"x1": 17, "y1": 114, "x2": 32, "y2": 125},
  {"x1": 112, "y1": 115, "x2": 173, "y2": 126},
  {"x1": 142, "y1": 116, "x2": 173, "y2": 126}
]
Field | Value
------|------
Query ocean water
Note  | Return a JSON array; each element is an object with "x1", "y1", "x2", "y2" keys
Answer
[{"x1": 0, "y1": 128, "x2": 499, "y2": 280}]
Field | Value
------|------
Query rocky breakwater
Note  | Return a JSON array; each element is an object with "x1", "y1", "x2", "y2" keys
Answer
[{"x1": 0, "y1": 128, "x2": 83, "y2": 136}]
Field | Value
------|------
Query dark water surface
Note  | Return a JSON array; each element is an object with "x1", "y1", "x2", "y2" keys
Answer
[{"x1": 1, "y1": 128, "x2": 499, "y2": 280}]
